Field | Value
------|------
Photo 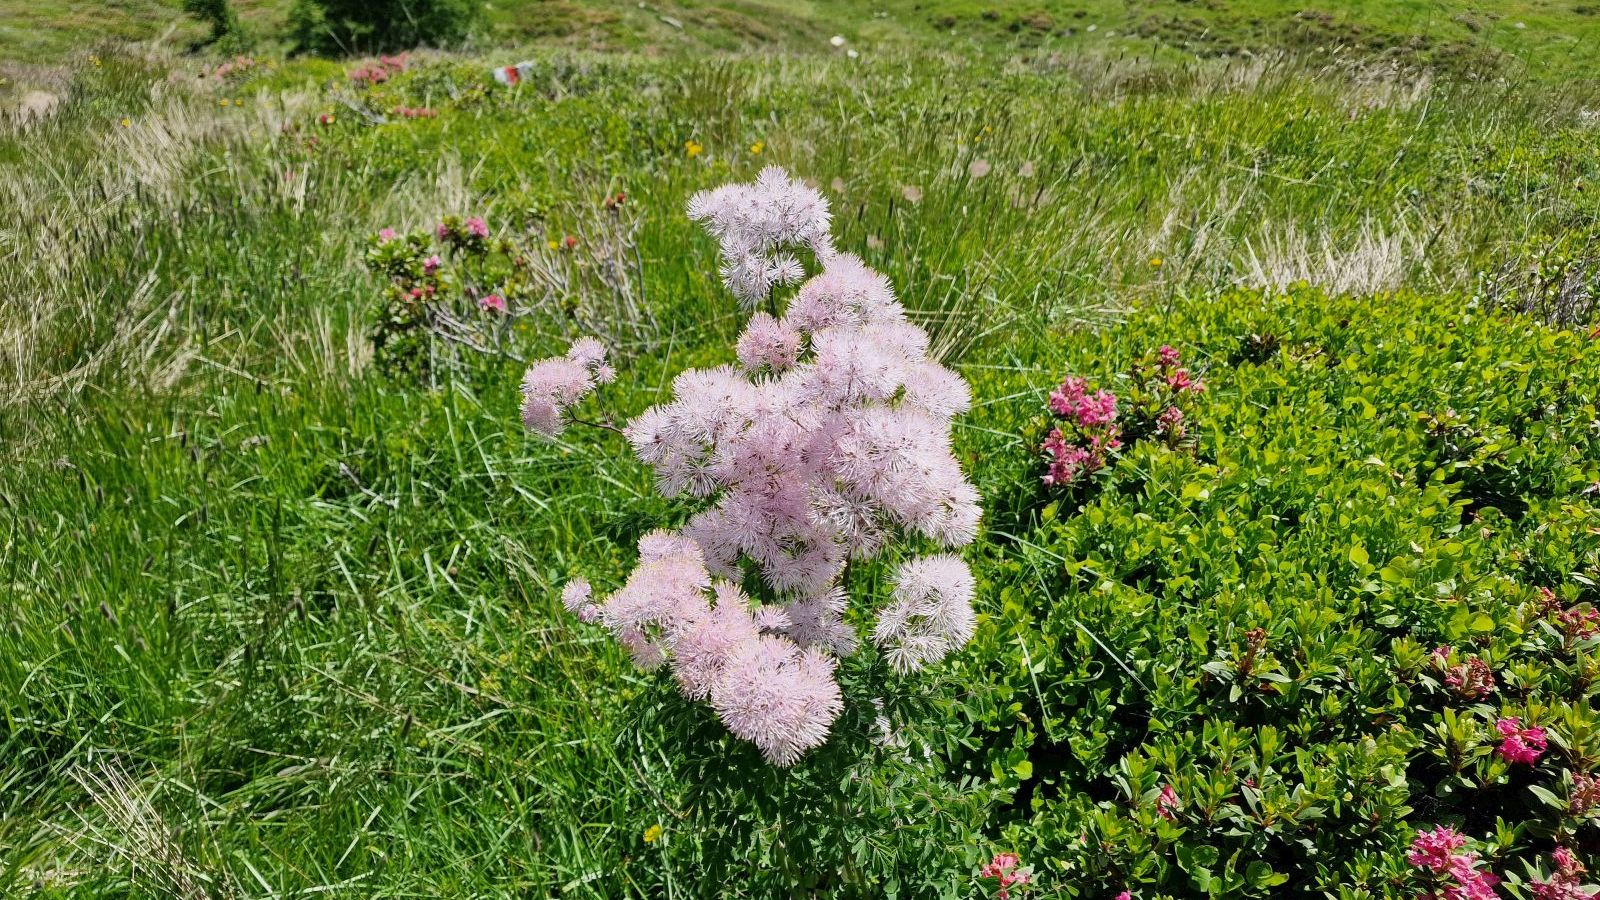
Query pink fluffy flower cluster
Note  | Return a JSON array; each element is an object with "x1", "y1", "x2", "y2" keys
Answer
[
  {"x1": 531, "y1": 168, "x2": 982, "y2": 765},
  {"x1": 1407, "y1": 827, "x2": 1500, "y2": 900},
  {"x1": 686, "y1": 166, "x2": 835, "y2": 305},
  {"x1": 519, "y1": 338, "x2": 615, "y2": 437},
  {"x1": 560, "y1": 531, "x2": 844, "y2": 766}
]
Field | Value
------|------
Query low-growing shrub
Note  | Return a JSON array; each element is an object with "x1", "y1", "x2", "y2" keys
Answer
[
  {"x1": 362, "y1": 197, "x2": 652, "y2": 376},
  {"x1": 1039, "y1": 344, "x2": 1205, "y2": 491},
  {"x1": 288, "y1": 0, "x2": 481, "y2": 54},
  {"x1": 958, "y1": 286, "x2": 1600, "y2": 896},
  {"x1": 181, "y1": 0, "x2": 242, "y2": 49}
]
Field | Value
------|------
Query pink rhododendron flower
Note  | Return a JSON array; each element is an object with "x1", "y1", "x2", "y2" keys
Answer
[
  {"x1": 1155, "y1": 784, "x2": 1180, "y2": 820},
  {"x1": 1157, "y1": 345, "x2": 1180, "y2": 368},
  {"x1": 980, "y1": 853, "x2": 1032, "y2": 900},
  {"x1": 1048, "y1": 376, "x2": 1118, "y2": 428},
  {"x1": 1409, "y1": 827, "x2": 1501, "y2": 900},
  {"x1": 465, "y1": 216, "x2": 489, "y2": 239},
  {"x1": 423, "y1": 255, "x2": 441, "y2": 274},
  {"x1": 1167, "y1": 368, "x2": 1202, "y2": 392},
  {"x1": 478, "y1": 293, "x2": 506, "y2": 313},
  {"x1": 1409, "y1": 827, "x2": 1468, "y2": 870},
  {"x1": 1495, "y1": 717, "x2": 1548, "y2": 765},
  {"x1": 378, "y1": 227, "x2": 397, "y2": 243},
  {"x1": 1041, "y1": 429, "x2": 1095, "y2": 486}
]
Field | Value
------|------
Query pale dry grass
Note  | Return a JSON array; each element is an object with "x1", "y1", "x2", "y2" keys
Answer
[
  {"x1": 1239, "y1": 219, "x2": 1428, "y2": 295},
  {"x1": 55, "y1": 758, "x2": 230, "y2": 899},
  {"x1": 0, "y1": 72, "x2": 381, "y2": 418}
]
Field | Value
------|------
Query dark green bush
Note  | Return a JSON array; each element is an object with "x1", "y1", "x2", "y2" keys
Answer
[
  {"x1": 181, "y1": 0, "x2": 241, "y2": 47},
  {"x1": 289, "y1": 0, "x2": 481, "y2": 54},
  {"x1": 956, "y1": 287, "x2": 1600, "y2": 897}
]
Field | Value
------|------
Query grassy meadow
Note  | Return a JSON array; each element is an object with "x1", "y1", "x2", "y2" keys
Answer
[{"x1": 4, "y1": 4, "x2": 1600, "y2": 899}]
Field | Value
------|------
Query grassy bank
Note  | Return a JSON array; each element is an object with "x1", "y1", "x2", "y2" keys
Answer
[{"x1": 3, "y1": 34, "x2": 1600, "y2": 900}]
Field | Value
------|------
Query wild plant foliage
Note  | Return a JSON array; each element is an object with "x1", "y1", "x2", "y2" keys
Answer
[{"x1": 526, "y1": 168, "x2": 982, "y2": 765}]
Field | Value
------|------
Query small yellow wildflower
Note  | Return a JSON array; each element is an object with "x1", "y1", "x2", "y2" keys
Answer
[
  {"x1": 548, "y1": 239, "x2": 559, "y2": 250},
  {"x1": 90, "y1": 55, "x2": 102, "y2": 67},
  {"x1": 684, "y1": 139, "x2": 703, "y2": 157},
  {"x1": 120, "y1": 117, "x2": 130, "y2": 128},
  {"x1": 749, "y1": 140, "x2": 765, "y2": 155},
  {"x1": 1150, "y1": 257, "x2": 1164, "y2": 267},
  {"x1": 643, "y1": 824, "x2": 663, "y2": 843},
  {"x1": 219, "y1": 98, "x2": 230, "y2": 107}
]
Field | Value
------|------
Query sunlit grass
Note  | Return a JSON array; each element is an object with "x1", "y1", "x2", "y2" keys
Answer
[{"x1": 3, "y1": 39, "x2": 1600, "y2": 896}]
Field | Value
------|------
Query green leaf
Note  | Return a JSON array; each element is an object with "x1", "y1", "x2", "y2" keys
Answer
[{"x1": 1245, "y1": 861, "x2": 1288, "y2": 888}]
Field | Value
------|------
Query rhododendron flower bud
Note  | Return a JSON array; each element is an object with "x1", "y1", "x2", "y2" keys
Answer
[
  {"x1": 1156, "y1": 405, "x2": 1184, "y2": 436},
  {"x1": 1155, "y1": 783, "x2": 1180, "y2": 820},
  {"x1": 1571, "y1": 773, "x2": 1600, "y2": 814},
  {"x1": 1532, "y1": 847, "x2": 1591, "y2": 900}
]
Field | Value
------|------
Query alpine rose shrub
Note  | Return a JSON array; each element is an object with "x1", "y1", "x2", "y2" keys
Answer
[
  {"x1": 527, "y1": 168, "x2": 982, "y2": 765},
  {"x1": 1041, "y1": 344, "x2": 1203, "y2": 488}
]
